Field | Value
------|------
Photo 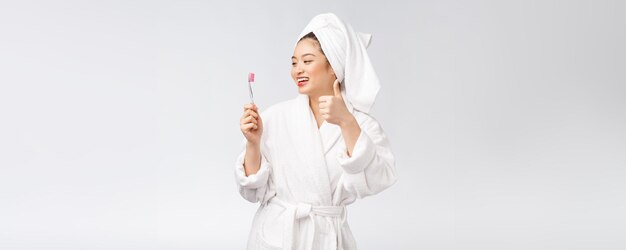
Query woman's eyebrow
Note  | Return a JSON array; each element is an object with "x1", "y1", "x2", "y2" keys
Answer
[{"x1": 291, "y1": 53, "x2": 317, "y2": 59}]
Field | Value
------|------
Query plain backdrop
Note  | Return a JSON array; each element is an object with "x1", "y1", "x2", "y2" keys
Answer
[{"x1": 1, "y1": 0, "x2": 625, "y2": 249}]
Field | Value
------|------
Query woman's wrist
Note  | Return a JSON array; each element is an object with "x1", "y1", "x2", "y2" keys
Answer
[
  {"x1": 246, "y1": 141, "x2": 260, "y2": 151},
  {"x1": 339, "y1": 115, "x2": 358, "y2": 129},
  {"x1": 339, "y1": 115, "x2": 361, "y2": 157}
]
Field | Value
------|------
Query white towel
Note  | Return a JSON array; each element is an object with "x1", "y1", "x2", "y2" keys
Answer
[{"x1": 297, "y1": 13, "x2": 381, "y2": 114}]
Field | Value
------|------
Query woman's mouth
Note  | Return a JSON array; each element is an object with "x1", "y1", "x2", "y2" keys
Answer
[{"x1": 297, "y1": 77, "x2": 309, "y2": 87}]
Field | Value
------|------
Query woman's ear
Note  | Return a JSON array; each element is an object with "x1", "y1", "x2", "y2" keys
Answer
[{"x1": 327, "y1": 62, "x2": 337, "y2": 78}]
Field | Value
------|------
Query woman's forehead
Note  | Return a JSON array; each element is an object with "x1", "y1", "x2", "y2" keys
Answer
[{"x1": 293, "y1": 39, "x2": 321, "y2": 57}]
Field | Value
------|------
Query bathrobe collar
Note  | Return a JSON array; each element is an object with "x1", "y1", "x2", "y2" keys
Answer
[{"x1": 284, "y1": 94, "x2": 357, "y2": 204}]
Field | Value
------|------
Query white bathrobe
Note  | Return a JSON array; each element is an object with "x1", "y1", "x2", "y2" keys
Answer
[{"x1": 235, "y1": 94, "x2": 397, "y2": 249}]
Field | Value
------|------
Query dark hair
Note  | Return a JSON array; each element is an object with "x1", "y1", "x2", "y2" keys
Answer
[
  {"x1": 299, "y1": 32, "x2": 330, "y2": 65},
  {"x1": 299, "y1": 32, "x2": 327, "y2": 57}
]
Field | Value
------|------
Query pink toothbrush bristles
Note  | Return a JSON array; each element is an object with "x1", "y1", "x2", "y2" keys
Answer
[{"x1": 248, "y1": 72, "x2": 255, "y2": 83}]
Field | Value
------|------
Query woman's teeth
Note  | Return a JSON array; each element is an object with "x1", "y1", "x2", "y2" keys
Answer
[{"x1": 297, "y1": 77, "x2": 309, "y2": 86}]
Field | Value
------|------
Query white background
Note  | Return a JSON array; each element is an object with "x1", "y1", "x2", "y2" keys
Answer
[{"x1": 1, "y1": 1, "x2": 625, "y2": 249}]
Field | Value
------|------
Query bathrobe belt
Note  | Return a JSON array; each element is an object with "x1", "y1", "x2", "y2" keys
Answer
[{"x1": 270, "y1": 197, "x2": 347, "y2": 249}]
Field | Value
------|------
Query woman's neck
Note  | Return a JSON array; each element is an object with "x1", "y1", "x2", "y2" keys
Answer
[{"x1": 308, "y1": 94, "x2": 325, "y2": 128}]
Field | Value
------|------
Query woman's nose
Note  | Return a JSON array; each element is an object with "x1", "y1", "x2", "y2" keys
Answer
[{"x1": 295, "y1": 63, "x2": 304, "y2": 74}]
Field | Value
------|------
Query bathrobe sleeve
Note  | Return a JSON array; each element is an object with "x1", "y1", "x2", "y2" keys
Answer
[
  {"x1": 336, "y1": 113, "x2": 398, "y2": 198},
  {"x1": 234, "y1": 139, "x2": 272, "y2": 203}
]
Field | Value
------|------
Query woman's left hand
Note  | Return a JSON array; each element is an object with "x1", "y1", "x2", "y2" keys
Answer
[{"x1": 319, "y1": 80, "x2": 354, "y2": 127}]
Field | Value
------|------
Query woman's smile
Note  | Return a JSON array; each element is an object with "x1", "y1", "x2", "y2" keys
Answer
[{"x1": 297, "y1": 77, "x2": 309, "y2": 87}]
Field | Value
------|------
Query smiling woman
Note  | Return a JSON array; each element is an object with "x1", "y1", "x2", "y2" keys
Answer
[
  {"x1": 291, "y1": 33, "x2": 336, "y2": 96},
  {"x1": 236, "y1": 13, "x2": 397, "y2": 249}
]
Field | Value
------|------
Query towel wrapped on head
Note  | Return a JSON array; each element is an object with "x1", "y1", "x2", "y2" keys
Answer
[{"x1": 297, "y1": 13, "x2": 381, "y2": 114}]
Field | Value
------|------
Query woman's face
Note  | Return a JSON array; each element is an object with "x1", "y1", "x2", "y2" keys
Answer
[{"x1": 291, "y1": 39, "x2": 336, "y2": 97}]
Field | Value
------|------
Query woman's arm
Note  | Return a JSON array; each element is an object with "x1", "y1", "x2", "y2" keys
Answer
[
  {"x1": 320, "y1": 80, "x2": 361, "y2": 156},
  {"x1": 236, "y1": 103, "x2": 271, "y2": 203},
  {"x1": 337, "y1": 113, "x2": 398, "y2": 198},
  {"x1": 339, "y1": 115, "x2": 361, "y2": 157},
  {"x1": 240, "y1": 103, "x2": 263, "y2": 176},
  {"x1": 235, "y1": 143, "x2": 271, "y2": 203},
  {"x1": 243, "y1": 142, "x2": 261, "y2": 176}
]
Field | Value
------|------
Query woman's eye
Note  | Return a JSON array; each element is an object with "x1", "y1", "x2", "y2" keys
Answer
[
  {"x1": 304, "y1": 60, "x2": 312, "y2": 64},
  {"x1": 291, "y1": 62, "x2": 296, "y2": 66}
]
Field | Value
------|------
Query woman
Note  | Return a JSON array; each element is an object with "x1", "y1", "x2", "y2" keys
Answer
[{"x1": 235, "y1": 13, "x2": 397, "y2": 250}]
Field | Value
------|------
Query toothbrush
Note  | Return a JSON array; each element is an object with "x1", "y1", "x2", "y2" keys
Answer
[{"x1": 247, "y1": 72, "x2": 255, "y2": 104}]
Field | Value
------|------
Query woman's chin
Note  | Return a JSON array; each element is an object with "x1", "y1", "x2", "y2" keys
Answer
[{"x1": 296, "y1": 85, "x2": 309, "y2": 95}]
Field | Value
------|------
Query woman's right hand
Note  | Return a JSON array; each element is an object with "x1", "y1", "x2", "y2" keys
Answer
[{"x1": 240, "y1": 103, "x2": 263, "y2": 145}]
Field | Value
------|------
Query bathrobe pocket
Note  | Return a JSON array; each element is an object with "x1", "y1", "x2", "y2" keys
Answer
[{"x1": 257, "y1": 202, "x2": 286, "y2": 249}]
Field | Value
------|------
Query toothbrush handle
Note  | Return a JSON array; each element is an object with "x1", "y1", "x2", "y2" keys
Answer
[{"x1": 248, "y1": 82, "x2": 254, "y2": 103}]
